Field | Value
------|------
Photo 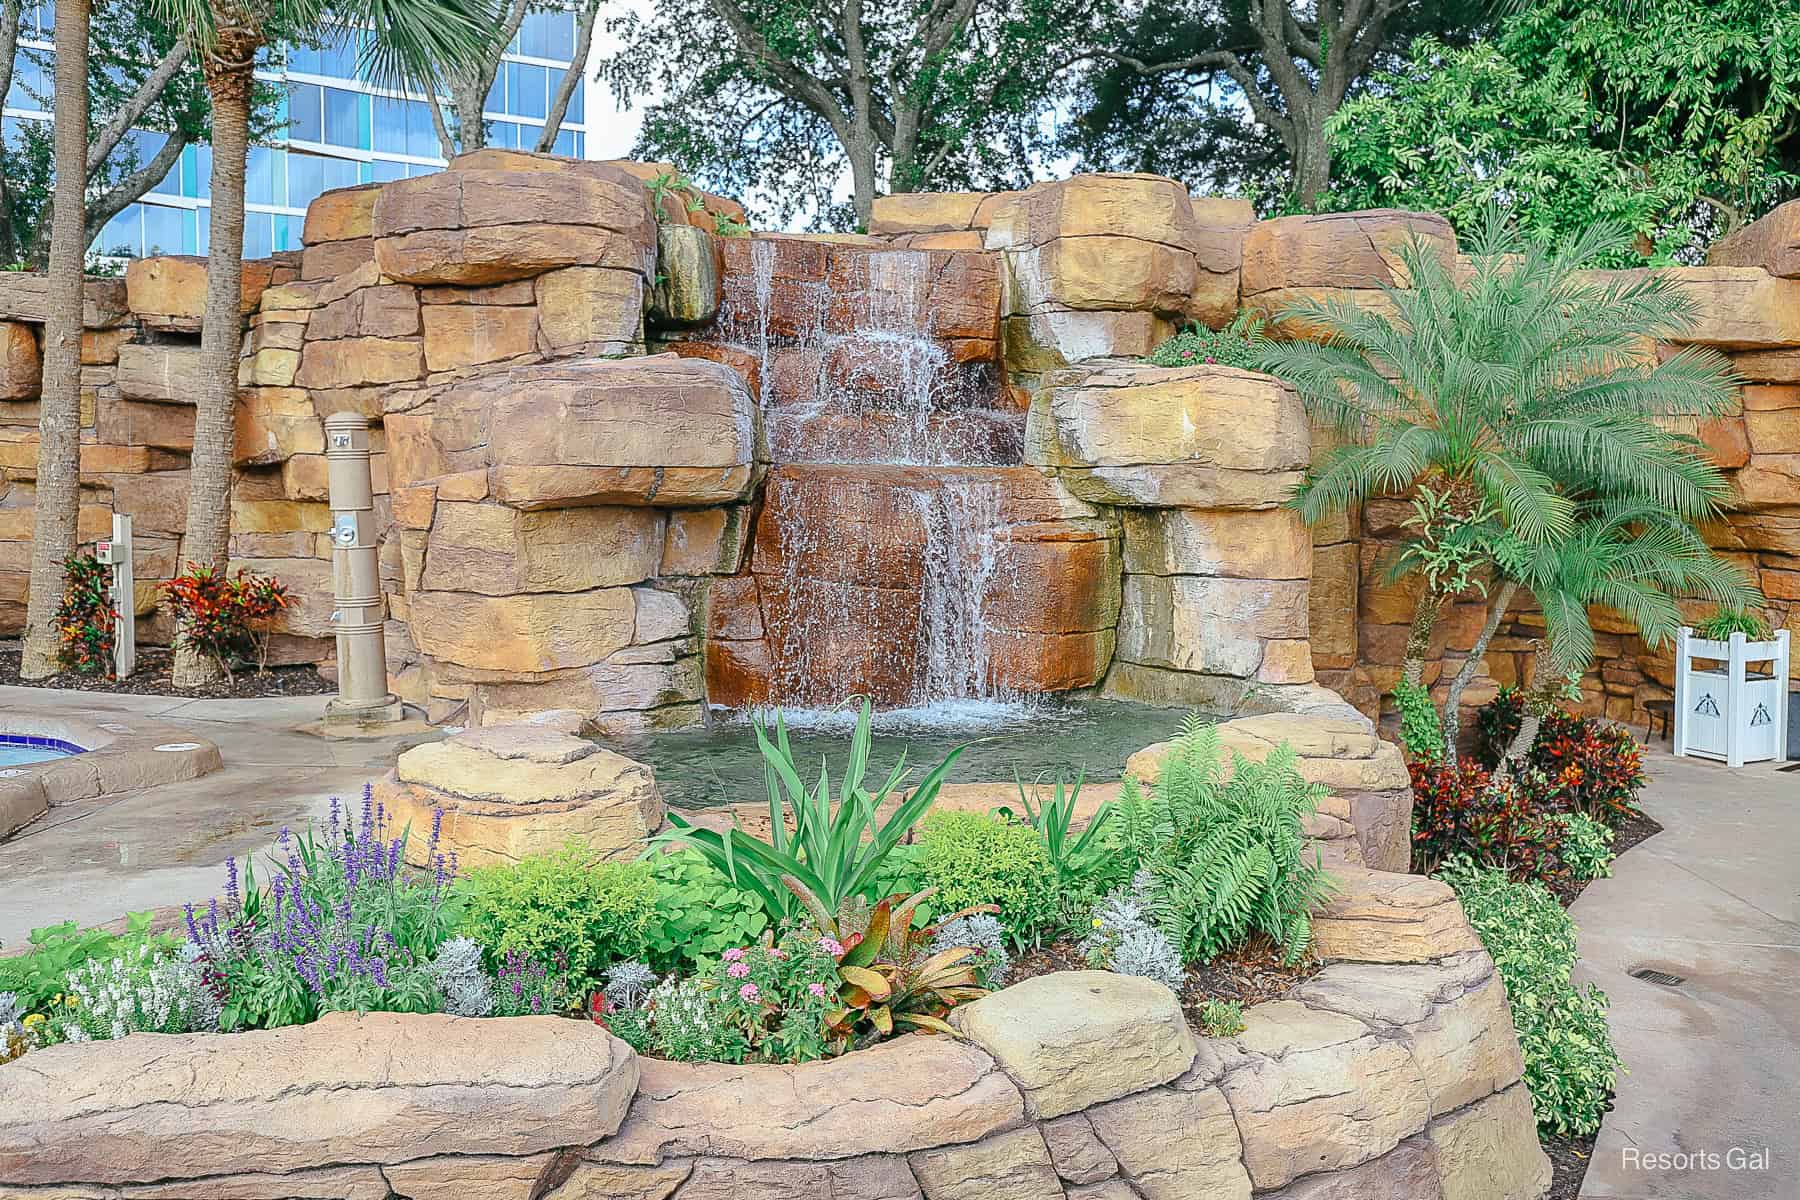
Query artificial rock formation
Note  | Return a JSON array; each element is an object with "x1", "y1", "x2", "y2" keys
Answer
[
  {"x1": 0, "y1": 871, "x2": 1549, "y2": 1200},
  {"x1": 372, "y1": 721, "x2": 665, "y2": 868}
]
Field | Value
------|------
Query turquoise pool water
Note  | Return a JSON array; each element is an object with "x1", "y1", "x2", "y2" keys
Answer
[
  {"x1": 598, "y1": 697, "x2": 1205, "y2": 810},
  {"x1": 0, "y1": 737, "x2": 81, "y2": 767}
]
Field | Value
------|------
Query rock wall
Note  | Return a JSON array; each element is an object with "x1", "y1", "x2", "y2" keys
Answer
[{"x1": 0, "y1": 867, "x2": 1549, "y2": 1200}]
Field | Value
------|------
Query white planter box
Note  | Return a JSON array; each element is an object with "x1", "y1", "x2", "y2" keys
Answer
[{"x1": 1674, "y1": 628, "x2": 1791, "y2": 767}]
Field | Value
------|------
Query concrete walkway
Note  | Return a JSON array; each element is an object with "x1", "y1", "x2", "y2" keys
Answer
[
  {"x1": 1574, "y1": 747, "x2": 1800, "y2": 1199},
  {"x1": 0, "y1": 686, "x2": 437, "y2": 946}
]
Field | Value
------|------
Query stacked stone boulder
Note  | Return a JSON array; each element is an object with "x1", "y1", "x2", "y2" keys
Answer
[{"x1": 0, "y1": 869, "x2": 1549, "y2": 1200}]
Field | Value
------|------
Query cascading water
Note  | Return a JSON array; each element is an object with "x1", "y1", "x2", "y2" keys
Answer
[{"x1": 695, "y1": 235, "x2": 1078, "y2": 713}]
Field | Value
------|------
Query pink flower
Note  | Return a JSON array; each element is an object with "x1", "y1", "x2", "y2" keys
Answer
[
  {"x1": 722, "y1": 948, "x2": 746, "y2": 962},
  {"x1": 738, "y1": 983, "x2": 761, "y2": 1002},
  {"x1": 767, "y1": 948, "x2": 787, "y2": 960},
  {"x1": 818, "y1": 936, "x2": 845, "y2": 957},
  {"x1": 726, "y1": 961, "x2": 750, "y2": 978},
  {"x1": 808, "y1": 982, "x2": 827, "y2": 998}
]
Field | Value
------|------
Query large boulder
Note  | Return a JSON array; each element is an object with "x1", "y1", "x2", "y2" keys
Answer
[
  {"x1": 952, "y1": 971, "x2": 1198, "y2": 1119},
  {"x1": 372, "y1": 153, "x2": 657, "y2": 286},
  {"x1": 1028, "y1": 363, "x2": 1308, "y2": 508},
  {"x1": 1240, "y1": 210, "x2": 1456, "y2": 338},
  {"x1": 373, "y1": 723, "x2": 664, "y2": 868},
  {"x1": 0, "y1": 1012, "x2": 638, "y2": 1186},
  {"x1": 1706, "y1": 197, "x2": 1800, "y2": 278},
  {"x1": 385, "y1": 354, "x2": 757, "y2": 509}
]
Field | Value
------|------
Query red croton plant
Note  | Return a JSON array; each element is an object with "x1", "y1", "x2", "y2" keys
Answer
[{"x1": 162, "y1": 564, "x2": 291, "y2": 679}]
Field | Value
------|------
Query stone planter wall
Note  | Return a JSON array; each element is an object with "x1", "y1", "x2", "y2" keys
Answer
[{"x1": 0, "y1": 867, "x2": 1549, "y2": 1200}]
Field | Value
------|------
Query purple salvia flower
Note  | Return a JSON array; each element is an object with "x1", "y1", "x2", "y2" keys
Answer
[
  {"x1": 224, "y1": 856, "x2": 240, "y2": 906},
  {"x1": 429, "y1": 807, "x2": 443, "y2": 851},
  {"x1": 184, "y1": 902, "x2": 201, "y2": 944}
]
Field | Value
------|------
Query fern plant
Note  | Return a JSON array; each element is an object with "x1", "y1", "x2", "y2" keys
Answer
[{"x1": 1116, "y1": 716, "x2": 1335, "y2": 965}]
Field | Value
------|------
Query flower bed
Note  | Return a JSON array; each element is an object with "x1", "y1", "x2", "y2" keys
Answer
[{"x1": 0, "y1": 864, "x2": 1549, "y2": 1200}]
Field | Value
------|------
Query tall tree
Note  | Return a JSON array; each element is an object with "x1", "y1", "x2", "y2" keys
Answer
[
  {"x1": 18, "y1": 0, "x2": 91, "y2": 678},
  {"x1": 1065, "y1": 0, "x2": 1485, "y2": 211},
  {"x1": 1325, "y1": 1, "x2": 1800, "y2": 260},
  {"x1": 423, "y1": 0, "x2": 597, "y2": 159},
  {"x1": 0, "y1": 0, "x2": 234, "y2": 265},
  {"x1": 605, "y1": 0, "x2": 1080, "y2": 229},
  {"x1": 151, "y1": 0, "x2": 497, "y2": 686}
]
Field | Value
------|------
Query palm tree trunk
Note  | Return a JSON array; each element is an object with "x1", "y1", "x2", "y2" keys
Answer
[
  {"x1": 1399, "y1": 591, "x2": 1445, "y2": 690},
  {"x1": 1496, "y1": 641, "x2": 1553, "y2": 780},
  {"x1": 174, "y1": 43, "x2": 256, "y2": 687},
  {"x1": 19, "y1": 0, "x2": 91, "y2": 679},
  {"x1": 1442, "y1": 581, "x2": 1518, "y2": 767}
]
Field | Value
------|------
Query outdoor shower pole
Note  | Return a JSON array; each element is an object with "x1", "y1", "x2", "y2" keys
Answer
[{"x1": 324, "y1": 411, "x2": 403, "y2": 726}]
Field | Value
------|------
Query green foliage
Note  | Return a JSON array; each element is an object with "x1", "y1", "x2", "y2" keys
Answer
[
  {"x1": 1438, "y1": 860, "x2": 1622, "y2": 1136},
  {"x1": 53, "y1": 554, "x2": 117, "y2": 675},
  {"x1": 1553, "y1": 813, "x2": 1616, "y2": 883},
  {"x1": 1326, "y1": 0, "x2": 1800, "y2": 263},
  {"x1": 1116, "y1": 715, "x2": 1335, "y2": 964},
  {"x1": 1693, "y1": 607, "x2": 1773, "y2": 641},
  {"x1": 1146, "y1": 310, "x2": 1271, "y2": 370},
  {"x1": 456, "y1": 845, "x2": 658, "y2": 1000},
  {"x1": 998, "y1": 770, "x2": 1124, "y2": 919},
  {"x1": 822, "y1": 889, "x2": 989, "y2": 1048},
  {"x1": 712, "y1": 211, "x2": 751, "y2": 238},
  {"x1": 1392, "y1": 680, "x2": 1443, "y2": 764},
  {"x1": 1197, "y1": 998, "x2": 1245, "y2": 1038},
  {"x1": 915, "y1": 811, "x2": 1060, "y2": 947},
  {"x1": 645, "y1": 170, "x2": 706, "y2": 222},
  {"x1": 0, "y1": 914, "x2": 169, "y2": 1014},
  {"x1": 653, "y1": 700, "x2": 962, "y2": 928},
  {"x1": 644, "y1": 849, "x2": 770, "y2": 975}
]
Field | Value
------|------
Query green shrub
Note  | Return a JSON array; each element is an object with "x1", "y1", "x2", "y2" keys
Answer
[
  {"x1": 1393, "y1": 679, "x2": 1443, "y2": 764},
  {"x1": 1116, "y1": 715, "x2": 1334, "y2": 964},
  {"x1": 1693, "y1": 607, "x2": 1772, "y2": 641},
  {"x1": 0, "y1": 915, "x2": 172, "y2": 1014},
  {"x1": 1197, "y1": 998, "x2": 1246, "y2": 1037},
  {"x1": 915, "y1": 811, "x2": 1060, "y2": 946},
  {"x1": 645, "y1": 849, "x2": 771, "y2": 974},
  {"x1": 1438, "y1": 859, "x2": 1621, "y2": 1136},
  {"x1": 456, "y1": 844, "x2": 658, "y2": 999},
  {"x1": 1147, "y1": 309, "x2": 1271, "y2": 370},
  {"x1": 1553, "y1": 813, "x2": 1615, "y2": 882}
]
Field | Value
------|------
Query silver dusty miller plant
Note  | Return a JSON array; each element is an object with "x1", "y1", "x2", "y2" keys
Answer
[
  {"x1": 1079, "y1": 869, "x2": 1184, "y2": 992},
  {"x1": 428, "y1": 936, "x2": 495, "y2": 1017},
  {"x1": 929, "y1": 914, "x2": 1011, "y2": 989}
]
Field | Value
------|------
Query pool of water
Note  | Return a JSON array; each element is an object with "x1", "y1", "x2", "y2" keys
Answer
[
  {"x1": 0, "y1": 736, "x2": 81, "y2": 768},
  {"x1": 599, "y1": 698, "x2": 1204, "y2": 810}
]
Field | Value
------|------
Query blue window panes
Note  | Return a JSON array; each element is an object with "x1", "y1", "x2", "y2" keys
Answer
[
  {"x1": 288, "y1": 83, "x2": 323, "y2": 143},
  {"x1": 371, "y1": 97, "x2": 408, "y2": 155},
  {"x1": 517, "y1": 8, "x2": 572, "y2": 59},
  {"x1": 95, "y1": 204, "x2": 140, "y2": 258},
  {"x1": 369, "y1": 158, "x2": 407, "y2": 183},
  {"x1": 290, "y1": 30, "x2": 359, "y2": 79},
  {"x1": 25, "y1": 2, "x2": 51, "y2": 40},
  {"x1": 141, "y1": 204, "x2": 190, "y2": 256},
  {"x1": 551, "y1": 126, "x2": 575, "y2": 157},
  {"x1": 406, "y1": 99, "x2": 439, "y2": 158},
  {"x1": 566, "y1": 74, "x2": 583, "y2": 125},
  {"x1": 191, "y1": 144, "x2": 212, "y2": 198},
  {"x1": 504, "y1": 62, "x2": 546, "y2": 119},
  {"x1": 8, "y1": 51, "x2": 46, "y2": 112},
  {"x1": 274, "y1": 214, "x2": 294, "y2": 252},
  {"x1": 286, "y1": 150, "x2": 360, "y2": 211},
  {"x1": 246, "y1": 145, "x2": 283, "y2": 206},
  {"x1": 488, "y1": 120, "x2": 518, "y2": 149},
  {"x1": 242, "y1": 211, "x2": 275, "y2": 259},
  {"x1": 322, "y1": 86, "x2": 362, "y2": 148},
  {"x1": 485, "y1": 71, "x2": 503, "y2": 115},
  {"x1": 407, "y1": 160, "x2": 440, "y2": 179},
  {"x1": 196, "y1": 206, "x2": 208, "y2": 254}
]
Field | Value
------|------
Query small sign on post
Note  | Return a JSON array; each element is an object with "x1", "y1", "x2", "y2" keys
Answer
[
  {"x1": 94, "y1": 513, "x2": 135, "y2": 679},
  {"x1": 1673, "y1": 627, "x2": 1791, "y2": 768}
]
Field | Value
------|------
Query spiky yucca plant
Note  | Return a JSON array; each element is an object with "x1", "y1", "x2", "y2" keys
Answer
[{"x1": 1116, "y1": 716, "x2": 1335, "y2": 965}]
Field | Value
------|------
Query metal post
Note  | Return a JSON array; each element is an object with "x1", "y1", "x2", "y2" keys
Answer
[
  {"x1": 323, "y1": 411, "x2": 403, "y2": 726},
  {"x1": 97, "y1": 513, "x2": 135, "y2": 679}
]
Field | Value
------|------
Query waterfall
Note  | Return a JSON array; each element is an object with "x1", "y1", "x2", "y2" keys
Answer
[{"x1": 917, "y1": 478, "x2": 1003, "y2": 703}]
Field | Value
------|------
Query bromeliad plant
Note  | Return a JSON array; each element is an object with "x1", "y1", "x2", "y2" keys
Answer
[
  {"x1": 654, "y1": 700, "x2": 963, "y2": 930},
  {"x1": 162, "y1": 564, "x2": 291, "y2": 680},
  {"x1": 816, "y1": 888, "x2": 990, "y2": 1049}
]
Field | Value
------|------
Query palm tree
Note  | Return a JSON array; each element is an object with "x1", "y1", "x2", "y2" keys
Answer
[
  {"x1": 1261, "y1": 209, "x2": 1740, "y2": 720},
  {"x1": 149, "y1": 0, "x2": 497, "y2": 685},
  {"x1": 1488, "y1": 503, "x2": 1759, "y2": 773},
  {"x1": 19, "y1": 0, "x2": 93, "y2": 679}
]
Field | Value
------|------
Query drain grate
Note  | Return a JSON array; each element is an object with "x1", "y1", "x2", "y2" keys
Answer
[{"x1": 1629, "y1": 967, "x2": 1685, "y2": 987}]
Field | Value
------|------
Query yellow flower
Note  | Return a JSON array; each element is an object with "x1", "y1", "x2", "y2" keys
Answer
[
  {"x1": 1091, "y1": 917, "x2": 1104, "y2": 928},
  {"x1": 65, "y1": 995, "x2": 79, "y2": 1007},
  {"x1": 21, "y1": 1013, "x2": 44, "y2": 1027}
]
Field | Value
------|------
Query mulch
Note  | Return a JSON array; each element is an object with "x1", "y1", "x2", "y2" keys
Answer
[
  {"x1": 0, "y1": 645, "x2": 333, "y2": 700},
  {"x1": 1011, "y1": 933, "x2": 1321, "y2": 1030}
]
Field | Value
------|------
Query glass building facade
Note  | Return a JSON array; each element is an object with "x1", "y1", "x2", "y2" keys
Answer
[{"x1": 5, "y1": 3, "x2": 595, "y2": 258}]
